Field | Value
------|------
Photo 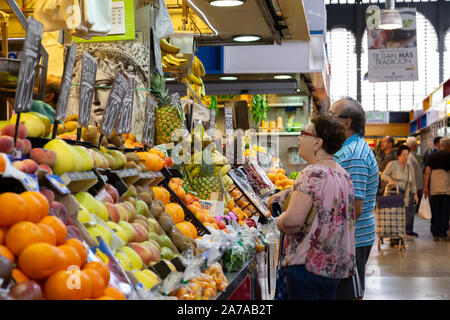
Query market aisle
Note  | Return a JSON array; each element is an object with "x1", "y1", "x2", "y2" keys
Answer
[{"x1": 364, "y1": 216, "x2": 450, "y2": 300}]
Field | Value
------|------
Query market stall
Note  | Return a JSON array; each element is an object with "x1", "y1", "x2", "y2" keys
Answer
[{"x1": 0, "y1": 0, "x2": 293, "y2": 300}]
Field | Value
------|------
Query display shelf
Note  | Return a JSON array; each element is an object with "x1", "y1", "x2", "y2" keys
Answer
[
  {"x1": 228, "y1": 168, "x2": 271, "y2": 223},
  {"x1": 60, "y1": 169, "x2": 102, "y2": 194},
  {"x1": 215, "y1": 257, "x2": 256, "y2": 300},
  {"x1": 160, "y1": 167, "x2": 211, "y2": 237}
]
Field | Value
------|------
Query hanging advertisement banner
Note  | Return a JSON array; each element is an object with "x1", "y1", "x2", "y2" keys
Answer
[{"x1": 367, "y1": 8, "x2": 418, "y2": 82}]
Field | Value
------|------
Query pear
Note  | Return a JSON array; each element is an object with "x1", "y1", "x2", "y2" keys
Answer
[
  {"x1": 123, "y1": 185, "x2": 137, "y2": 199},
  {"x1": 44, "y1": 139, "x2": 77, "y2": 175},
  {"x1": 135, "y1": 200, "x2": 149, "y2": 217}
]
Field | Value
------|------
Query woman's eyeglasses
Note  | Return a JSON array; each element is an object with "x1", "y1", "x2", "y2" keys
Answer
[{"x1": 300, "y1": 130, "x2": 317, "y2": 138}]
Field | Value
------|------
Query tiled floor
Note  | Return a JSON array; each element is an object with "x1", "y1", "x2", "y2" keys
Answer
[{"x1": 364, "y1": 215, "x2": 450, "y2": 300}]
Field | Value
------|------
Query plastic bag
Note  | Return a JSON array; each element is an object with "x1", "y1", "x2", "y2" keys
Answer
[
  {"x1": 418, "y1": 195, "x2": 431, "y2": 220},
  {"x1": 204, "y1": 263, "x2": 228, "y2": 292},
  {"x1": 155, "y1": 0, "x2": 175, "y2": 39},
  {"x1": 223, "y1": 244, "x2": 246, "y2": 272}
]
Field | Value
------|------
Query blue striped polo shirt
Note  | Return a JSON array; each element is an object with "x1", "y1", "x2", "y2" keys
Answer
[{"x1": 334, "y1": 134, "x2": 379, "y2": 248}]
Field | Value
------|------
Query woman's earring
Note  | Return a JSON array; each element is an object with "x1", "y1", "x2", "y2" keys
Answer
[{"x1": 314, "y1": 150, "x2": 317, "y2": 157}]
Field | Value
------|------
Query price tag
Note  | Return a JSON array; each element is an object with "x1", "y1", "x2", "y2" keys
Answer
[
  {"x1": 142, "y1": 94, "x2": 158, "y2": 147},
  {"x1": 55, "y1": 43, "x2": 76, "y2": 121},
  {"x1": 13, "y1": 17, "x2": 43, "y2": 113},
  {"x1": 45, "y1": 175, "x2": 71, "y2": 194},
  {"x1": 208, "y1": 109, "x2": 216, "y2": 136},
  {"x1": 224, "y1": 103, "x2": 234, "y2": 135},
  {"x1": 115, "y1": 75, "x2": 135, "y2": 134},
  {"x1": 100, "y1": 70, "x2": 129, "y2": 138},
  {"x1": 79, "y1": 52, "x2": 98, "y2": 127}
]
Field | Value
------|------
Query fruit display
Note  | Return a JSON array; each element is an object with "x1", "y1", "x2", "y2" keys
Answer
[
  {"x1": 0, "y1": 190, "x2": 126, "y2": 300},
  {"x1": 267, "y1": 168, "x2": 295, "y2": 190},
  {"x1": 242, "y1": 160, "x2": 276, "y2": 196},
  {"x1": 183, "y1": 56, "x2": 206, "y2": 98}
]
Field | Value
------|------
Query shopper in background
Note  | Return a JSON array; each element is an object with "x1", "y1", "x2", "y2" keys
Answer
[
  {"x1": 423, "y1": 137, "x2": 450, "y2": 241},
  {"x1": 330, "y1": 97, "x2": 379, "y2": 300},
  {"x1": 381, "y1": 145, "x2": 419, "y2": 238},
  {"x1": 379, "y1": 136, "x2": 396, "y2": 172},
  {"x1": 269, "y1": 115, "x2": 355, "y2": 300},
  {"x1": 423, "y1": 136, "x2": 442, "y2": 169},
  {"x1": 30, "y1": 75, "x2": 61, "y2": 124},
  {"x1": 405, "y1": 137, "x2": 424, "y2": 218}
]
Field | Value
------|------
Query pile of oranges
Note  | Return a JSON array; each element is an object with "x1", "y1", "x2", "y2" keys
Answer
[{"x1": 0, "y1": 191, "x2": 126, "y2": 300}]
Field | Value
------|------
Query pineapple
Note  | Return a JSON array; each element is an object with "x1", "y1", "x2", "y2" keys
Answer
[
  {"x1": 151, "y1": 73, "x2": 183, "y2": 145},
  {"x1": 192, "y1": 150, "x2": 223, "y2": 200}
]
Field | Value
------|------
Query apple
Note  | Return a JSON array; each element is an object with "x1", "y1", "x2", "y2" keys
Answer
[
  {"x1": 122, "y1": 202, "x2": 136, "y2": 222},
  {"x1": 128, "y1": 242, "x2": 153, "y2": 265},
  {"x1": 118, "y1": 221, "x2": 138, "y2": 243},
  {"x1": 165, "y1": 157, "x2": 174, "y2": 168},
  {"x1": 114, "y1": 203, "x2": 128, "y2": 222},
  {"x1": 147, "y1": 218, "x2": 160, "y2": 234},
  {"x1": 106, "y1": 221, "x2": 127, "y2": 243},
  {"x1": 138, "y1": 242, "x2": 160, "y2": 264},
  {"x1": 159, "y1": 235, "x2": 173, "y2": 249},
  {"x1": 133, "y1": 216, "x2": 149, "y2": 231},
  {"x1": 9, "y1": 281, "x2": 44, "y2": 300},
  {"x1": 102, "y1": 193, "x2": 114, "y2": 204},
  {"x1": 114, "y1": 252, "x2": 132, "y2": 271},
  {"x1": 132, "y1": 223, "x2": 149, "y2": 242},
  {"x1": 142, "y1": 240, "x2": 161, "y2": 252},
  {"x1": 104, "y1": 202, "x2": 120, "y2": 223},
  {"x1": 104, "y1": 184, "x2": 119, "y2": 203}
]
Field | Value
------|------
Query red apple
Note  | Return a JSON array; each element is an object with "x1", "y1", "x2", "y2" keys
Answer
[
  {"x1": 104, "y1": 184, "x2": 119, "y2": 203},
  {"x1": 128, "y1": 243, "x2": 152, "y2": 266},
  {"x1": 165, "y1": 157, "x2": 174, "y2": 168},
  {"x1": 104, "y1": 202, "x2": 120, "y2": 223},
  {"x1": 114, "y1": 203, "x2": 128, "y2": 222}
]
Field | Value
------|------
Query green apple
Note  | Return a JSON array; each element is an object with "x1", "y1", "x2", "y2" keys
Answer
[
  {"x1": 75, "y1": 192, "x2": 108, "y2": 222},
  {"x1": 160, "y1": 247, "x2": 175, "y2": 260},
  {"x1": 147, "y1": 218, "x2": 160, "y2": 233},
  {"x1": 119, "y1": 221, "x2": 138, "y2": 243},
  {"x1": 159, "y1": 235, "x2": 173, "y2": 249},
  {"x1": 122, "y1": 246, "x2": 143, "y2": 270},
  {"x1": 135, "y1": 200, "x2": 149, "y2": 217},
  {"x1": 134, "y1": 270, "x2": 160, "y2": 290},
  {"x1": 115, "y1": 252, "x2": 133, "y2": 271},
  {"x1": 77, "y1": 204, "x2": 91, "y2": 224},
  {"x1": 106, "y1": 221, "x2": 128, "y2": 243}
]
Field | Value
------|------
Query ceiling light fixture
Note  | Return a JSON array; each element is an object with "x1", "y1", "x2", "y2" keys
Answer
[
  {"x1": 232, "y1": 35, "x2": 261, "y2": 42},
  {"x1": 378, "y1": 0, "x2": 402, "y2": 30},
  {"x1": 220, "y1": 76, "x2": 238, "y2": 80},
  {"x1": 208, "y1": 0, "x2": 245, "y2": 7},
  {"x1": 185, "y1": 0, "x2": 219, "y2": 36},
  {"x1": 274, "y1": 75, "x2": 292, "y2": 80}
]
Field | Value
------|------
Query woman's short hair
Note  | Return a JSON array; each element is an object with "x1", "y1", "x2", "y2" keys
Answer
[
  {"x1": 396, "y1": 145, "x2": 410, "y2": 157},
  {"x1": 311, "y1": 115, "x2": 346, "y2": 155}
]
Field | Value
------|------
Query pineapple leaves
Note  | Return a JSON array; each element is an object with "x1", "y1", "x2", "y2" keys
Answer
[{"x1": 250, "y1": 94, "x2": 270, "y2": 126}]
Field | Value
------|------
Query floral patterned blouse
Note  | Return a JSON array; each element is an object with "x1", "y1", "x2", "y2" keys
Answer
[{"x1": 281, "y1": 164, "x2": 356, "y2": 279}]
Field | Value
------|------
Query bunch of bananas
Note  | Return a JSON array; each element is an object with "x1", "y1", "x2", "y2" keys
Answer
[
  {"x1": 160, "y1": 38, "x2": 188, "y2": 70},
  {"x1": 183, "y1": 56, "x2": 206, "y2": 97}
]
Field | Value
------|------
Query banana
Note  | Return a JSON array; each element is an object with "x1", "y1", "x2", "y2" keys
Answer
[
  {"x1": 214, "y1": 166, "x2": 222, "y2": 175},
  {"x1": 162, "y1": 55, "x2": 179, "y2": 66},
  {"x1": 166, "y1": 53, "x2": 187, "y2": 64},
  {"x1": 190, "y1": 166, "x2": 200, "y2": 178},
  {"x1": 188, "y1": 73, "x2": 203, "y2": 86},
  {"x1": 220, "y1": 164, "x2": 231, "y2": 176},
  {"x1": 195, "y1": 56, "x2": 206, "y2": 77},
  {"x1": 160, "y1": 38, "x2": 180, "y2": 54}
]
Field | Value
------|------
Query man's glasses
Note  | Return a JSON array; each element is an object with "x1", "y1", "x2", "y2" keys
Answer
[{"x1": 328, "y1": 112, "x2": 346, "y2": 119}]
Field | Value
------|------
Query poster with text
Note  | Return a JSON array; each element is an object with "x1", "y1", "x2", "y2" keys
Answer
[{"x1": 368, "y1": 8, "x2": 417, "y2": 82}]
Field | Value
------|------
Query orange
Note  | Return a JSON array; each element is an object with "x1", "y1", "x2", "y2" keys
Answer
[
  {"x1": 44, "y1": 270, "x2": 93, "y2": 300},
  {"x1": 165, "y1": 203, "x2": 185, "y2": 224},
  {"x1": 12, "y1": 268, "x2": 30, "y2": 283},
  {"x1": 0, "y1": 155, "x2": 5, "y2": 173},
  {"x1": 18, "y1": 243, "x2": 67, "y2": 280},
  {"x1": 58, "y1": 245, "x2": 81, "y2": 269},
  {"x1": 5, "y1": 221, "x2": 43, "y2": 256},
  {"x1": 97, "y1": 296, "x2": 114, "y2": 300},
  {"x1": 36, "y1": 223, "x2": 57, "y2": 246},
  {"x1": 65, "y1": 238, "x2": 87, "y2": 267},
  {"x1": 20, "y1": 191, "x2": 49, "y2": 222},
  {"x1": 82, "y1": 269, "x2": 105, "y2": 299},
  {"x1": 0, "y1": 245, "x2": 14, "y2": 262},
  {"x1": 152, "y1": 187, "x2": 170, "y2": 204},
  {"x1": 0, "y1": 193, "x2": 28, "y2": 227},
  {"x1": 103, "y1": 286, "x2": 126, "y2": 300},
  {"x1": 40, "y1": 216, "x2": 67, "y2": 245},
  {"x1": 175, "y1": 221, "x2": 197, "y2": 239},
  {"x1": 0, "y1": 228, "x2": 4, "y2": 245},
  {"x1": 83, "y1": 261, "x2": 110, "y2": 286}
]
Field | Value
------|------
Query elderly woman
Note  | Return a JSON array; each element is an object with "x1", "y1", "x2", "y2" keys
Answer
[
  {"x1": 269, "y1": 115, "x2": 355, "y2": 300},
  {"x1": 381, "y1": 145, "x2": 419, "y2": 238}
]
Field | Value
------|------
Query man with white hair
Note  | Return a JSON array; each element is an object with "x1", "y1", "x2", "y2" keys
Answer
[
  {"x1": 405, "y1": 136, "x2": 424, "y2": 237},
  {"x1": 423, "y1": 137, "x2": 450, "y2": 241}
]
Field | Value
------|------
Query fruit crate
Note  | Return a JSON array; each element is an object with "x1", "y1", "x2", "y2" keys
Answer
[
  {"x1": 228, "y1": 168, "x2": 271, "y2": 224},
  {"x1": 160, "y1": 168, "x2": 211, "y2": 237}
]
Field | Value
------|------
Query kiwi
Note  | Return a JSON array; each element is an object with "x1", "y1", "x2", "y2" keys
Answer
[
  {"x1": 171, "y1": 232, "x2": 191, "y2": 252},
  {"x1": 126, "y1": 153, "x2": 140, "y2": 163},
  {"x1": 183, "y1": 235, "x2": 197, "y2": 249},
  {"x1": 150, "y1": 203, "x2": 163, "y2": 220},
  {"x1": 158, "y1": 214, "x2": 174, "y2": 233},
  {"x1": 139, "y1": 192, "x2": 153, "y2": 208},
  {"x1": 125, "y1": 161, "x2": 139, "y2": 170},
  {"x1": 137, "y1": 164, "x2": 147, "y2": 172}
]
